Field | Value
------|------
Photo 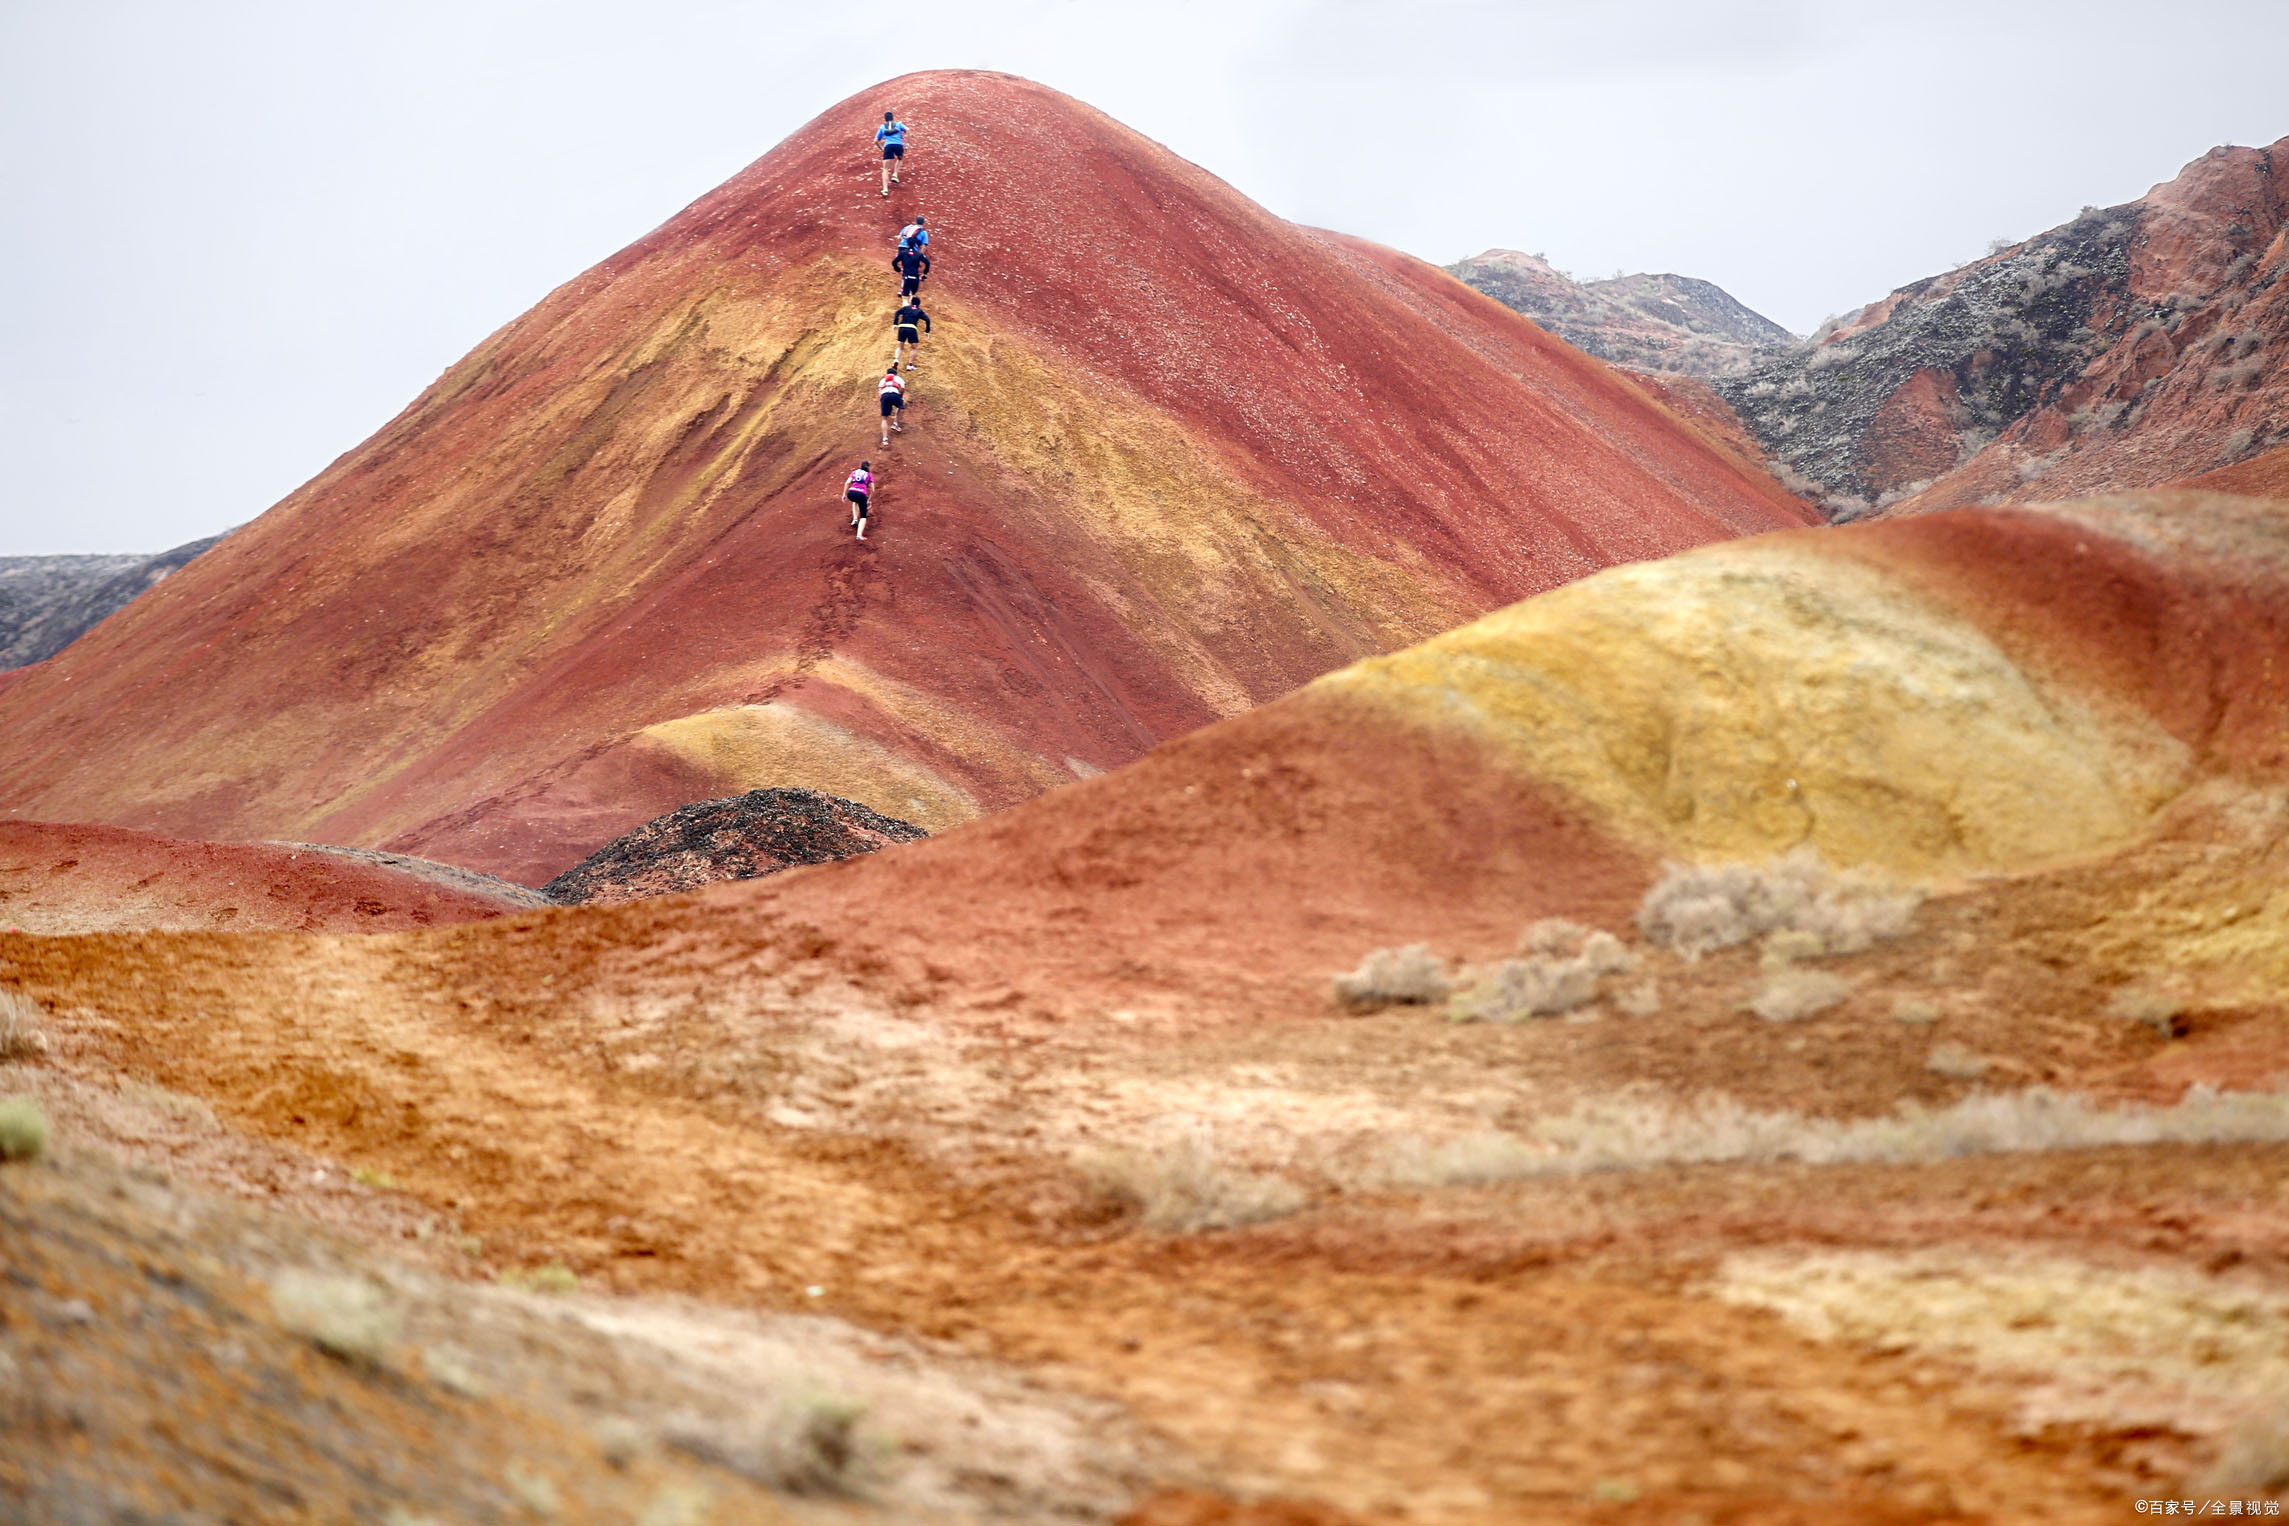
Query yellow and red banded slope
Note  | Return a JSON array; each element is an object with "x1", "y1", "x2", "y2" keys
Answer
[
  {"x1": 531, "y1": 487, "x2": 2288, "y2": 1027},
  {"x1": 0, "y1": 71, "x2": 1807, "y2": 885}
]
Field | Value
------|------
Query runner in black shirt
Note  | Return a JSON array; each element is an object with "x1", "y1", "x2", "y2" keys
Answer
[
  {"x1": 893, "y1": 295, "x2": 932, "y2": 372},
  {"x1": 892, "y1": 243, "x2": 930, "y2": 298}
]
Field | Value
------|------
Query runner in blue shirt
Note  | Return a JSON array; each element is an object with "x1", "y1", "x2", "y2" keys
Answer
[{"x1": 875, "y1": 112, "x2": 907, "y2": 197}]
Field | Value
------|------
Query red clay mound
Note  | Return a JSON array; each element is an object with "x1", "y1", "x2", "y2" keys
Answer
[
  {"x1": 0, "y1": 71, "x2": 1810, "y2": 886},
  {"x1": 541, "y1": 787, "x2": 925, "y2": 906},
  {"x1": 0, "y1": 820, "x2": 542, "y2": 935}
]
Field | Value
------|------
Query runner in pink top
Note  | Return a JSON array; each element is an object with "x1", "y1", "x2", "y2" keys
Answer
[{"x1": 843, "y1": 462, "x2": 875, "y2": 540}]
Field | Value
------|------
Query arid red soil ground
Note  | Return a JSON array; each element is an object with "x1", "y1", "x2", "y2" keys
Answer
[
  {"x1": 8, "y1": 490, "x2": 2289, "y2": 1521},
  {"x1": 0, "y1": 70, "x2": 1807, "y2": 888},
  {"x1": 0, "y1": 819, "x2": 541, "y2": 935}
]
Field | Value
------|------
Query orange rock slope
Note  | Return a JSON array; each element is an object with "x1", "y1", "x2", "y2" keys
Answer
[{"x1": 0, "y1": 71, "x2": 1807, "y2": 886}]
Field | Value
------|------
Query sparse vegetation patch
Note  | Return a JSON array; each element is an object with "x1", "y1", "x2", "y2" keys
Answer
[
  {"x1": 0, "y1": 1097, "x2": 49, "y2": 1161},
  {"x1": 1637, "y1": 848, "x2": 1920, "y2": 960},
  {"x1": 1332, "y1": 944, "x2": 1451, "y2": 1010},
  {"x1": 499, "y1": 1262, "x2": 581, "y2": 1296},
  {"x1": 0, "y1": 991, "x2": 50, "y2": 1063},
  {"x1": 1744, "y1": 970, "x2": 1855, "y2": 1023},
  {"x1": 1381, "y1": 1084, "x2": 2289, "y2": 1184},
  {"x1": 269, "y1": 1270, "x2": 399, "y2": 1366},
  {"x1": 1075, "y1": 1133, "x2": 1304, "y2": 1232}
]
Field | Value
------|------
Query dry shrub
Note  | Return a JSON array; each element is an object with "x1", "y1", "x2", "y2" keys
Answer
[
  {"x1": 1331, "y1": 944, "x2": 1450, "y2": 1010},
  {"x1": 1518, "y1": 917, "x2": 1591, "y2": 956},
  {"x1": 1383, "y1": 1084, "x2": 2289, "y2": 1184},
  {"x1": 1758, "y1": 929, "x2": 1827, "y2": 969},
  {"x1": 1637, "y1": 848, "x2": 1921, "y2": 960},
  {"x1": 1449, "y1": 956, "x2": 1599, "y2": 1022},
  {"x1": 1891, "y1": 997, "x2": 1941, "y2": 1025},
  {"x1": 1076, "y1": 1134, "x2": 1304, "y2": 1232},
  {"x1": 270, "y1": 1269, "x2": 398, "y2": 1366},
  {"x1": 1614, "y1": 978, "x2": 1662, "y2": 1018},
  {"x1": 0, "y1": 1097, "x2": 49, "y2": 1162},
  {"x1": 1453, "y1": 920, "x2": 1637, "y2": 1023},
  {"x1": 1925, "y1": 1041, "x2": 1993, "y2": 1080},
  {"x1": 499, "y1": 1262, "x2": 580, "y2": 1295},
  {"x1": 1383, "y1": 1130, "x2": 1545, "y2": 1187},
  {"x1": 1745, "y1": 970, "x2": 1855, "y2": 1022},
  {"x1": 0, "y1": 991, "x2": 49, "y2": 1063},
  {"x1": 1519, "y1": 918, "x2": 1636, "y2": 974},
  {"x1": 662, "y1": 1391, "x2": 882, "y2": 1498},
  {"x1": 2107, "y1": 984, "x2": 2186, "y2": 1037}
]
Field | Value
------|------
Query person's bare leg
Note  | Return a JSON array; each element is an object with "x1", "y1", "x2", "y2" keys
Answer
[{"x1": 880, "y1": 159, "x2": 890, "y2": 196}]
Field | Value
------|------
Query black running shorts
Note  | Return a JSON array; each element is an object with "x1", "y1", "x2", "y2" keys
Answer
[
  {"x1": 879, "y1": 392, "x2": 903, "y2": 416},
  {"x1": 900, "y1": 274, "x2": 921, "y2": 296},
  {"x1": 882, "y1": 142, "x2": 904, "y2": 160},
  {"x1": 896, "y1": 325, "x2": 920, "y2": 344},
  {"x1": 846, "y1": 489, "x2": 869, "y2": 513}
]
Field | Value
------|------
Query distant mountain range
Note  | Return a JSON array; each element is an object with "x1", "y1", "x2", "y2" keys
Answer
[
  {"x1": 1456, "y1": 135, "x2": 2286, "y2": 521},
  {"x1": 1446, "y1": 250, "x2": 1795, "y2": 378},
  {"x1": 0, "y1": 534, "x2": 227, "y2": 670},
  {"x1": 1713, "y1": 136, "x2": 2289, "y2": 518}
]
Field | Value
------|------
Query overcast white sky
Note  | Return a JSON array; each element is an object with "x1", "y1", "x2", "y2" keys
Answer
[{"x1": 4, "y1": 0, "x2": 2284, "y2": 554}]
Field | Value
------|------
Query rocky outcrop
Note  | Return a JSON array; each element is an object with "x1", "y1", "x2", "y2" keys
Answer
[
  {"x1": 543, "y1": 788, "x2": 926, "y2": 905},
  {"x1": 0, "y1": 535, "x2": 226, "y2": 669},
  {"x1": 1717, "y1": 138, "x2": 2289, "y2": 517},
  {"x1": 1447, "y1": 250, "x2": 1794, "y2": 378}
]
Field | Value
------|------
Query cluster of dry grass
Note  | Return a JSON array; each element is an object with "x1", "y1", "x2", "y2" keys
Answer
[
  {"x1": 269, "y1": 1270, "x2": 401, "y2": 1367},
  {"x1": 1637, "y1": 849, "x2": 1921, "y2": 960},
  {"x1": 1743, "y1": 968, "x2": 1856, "y2": 1022},
  {"x1": 1448, "y1": 919, "x2": 1639, "y2": 1023},
  {"x1": 1074, "y1": 1132, "x2": 1305, "y2": 1232},
  {"x1": 1383, "y1": 1084, "x2": 2289, "y2": 1186},
  {"x1": 1335, "y1": 852, "x2": 1921, "y2": 1027},
  {"x1": 0, "y1": 1096, "x2": 48, "y2": 1161},
  {"x1": 1, "y1": 988, "x2": 50, "y2": 1062},
  {"x1": 1331, "y1": 944, "x2": 1451, "y2": 1009}
]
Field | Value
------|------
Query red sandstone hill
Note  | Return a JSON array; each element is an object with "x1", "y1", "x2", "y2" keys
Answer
[
  {"x1": 0, "y1": 71, "x2": 1808, "y2": 886},
  {"x1": 1718, "y1": 137, "x2": 2288, "y2": 515}
]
